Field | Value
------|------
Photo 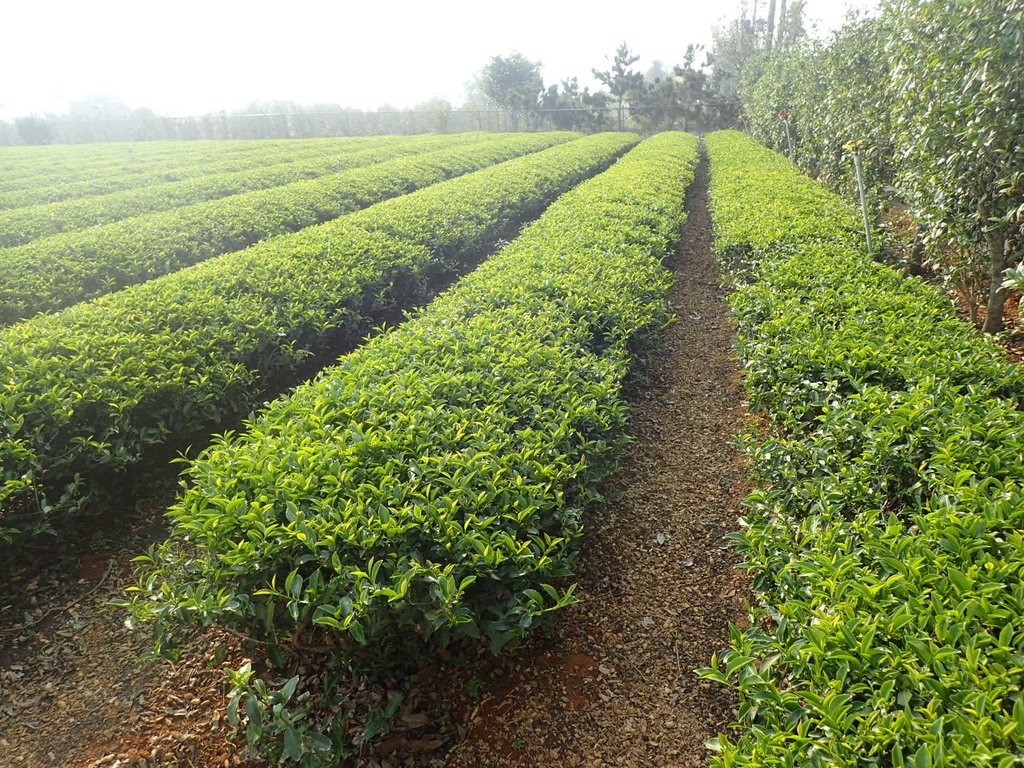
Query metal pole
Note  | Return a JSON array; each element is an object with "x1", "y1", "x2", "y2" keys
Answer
[{"x1": 852, "y1": 152, "x2": 874, "y2": 254}]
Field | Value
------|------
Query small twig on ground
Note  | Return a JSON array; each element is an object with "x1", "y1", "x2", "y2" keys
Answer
[{"x1": 614, "y1": 651, "x2": 650, "y2": 684}]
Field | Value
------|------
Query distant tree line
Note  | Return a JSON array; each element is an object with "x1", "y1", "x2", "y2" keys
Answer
[
  {"x1": 474, "y1": 43, "x2": 735, "y2": 134},
  {"x1": 1, "y1": 96, "x2": 512, "y2": 145},
  {"x1": 1, "y1": 38, "x2": 747, "y2": 147}
]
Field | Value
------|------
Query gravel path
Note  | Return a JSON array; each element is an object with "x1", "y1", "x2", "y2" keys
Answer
[{"x1": 443, "y1": 151, "x2": 751, "y2": 768}]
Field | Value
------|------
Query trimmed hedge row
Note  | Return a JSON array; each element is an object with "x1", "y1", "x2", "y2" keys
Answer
[
  {"x1": 0, "y1": 133, "x2": 575, "y2": 324},
  {"x1": 129, "y1": 132, "x2": 698, "y2": 674},
  {"x1": 701, "y1": 131, "x2": 1024, "y2": 766},
  {"x1": 0, "y1": 132, "x2": 635, "y2": 541},
  {"x1": 0, "y1": 136, "x2": 392, "y2": 200},
  {"x1": 0, "y1": 134, "x2": 485, "y2": 245},
  {"x1": 0, "y1": 138, "x2": 276, "y2": 182},
  {"x1": 707, "y1": 132, "x2": 863, "y2": 257}
]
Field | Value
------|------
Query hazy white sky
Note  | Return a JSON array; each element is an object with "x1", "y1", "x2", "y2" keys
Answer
[{"x1": 1, "y1": 0, "x2": 877, "y2": 120}]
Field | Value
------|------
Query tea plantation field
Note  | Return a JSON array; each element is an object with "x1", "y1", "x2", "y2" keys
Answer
[{"x1": 1, "y1": 131, "x2": 1021, "y2": 766}]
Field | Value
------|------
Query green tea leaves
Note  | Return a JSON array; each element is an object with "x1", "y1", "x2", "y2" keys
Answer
[{"x1": 704, "y1": 130, "x2": 1024, "y2": 765}]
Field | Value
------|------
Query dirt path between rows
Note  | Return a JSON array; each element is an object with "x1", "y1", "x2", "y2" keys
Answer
[{"x1": 443, "y1": 152, "x2": 751, "y2": 768}]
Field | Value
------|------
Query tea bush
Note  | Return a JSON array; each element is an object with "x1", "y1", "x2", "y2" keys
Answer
[
  {"x1": 0, "y1": 136, "x2": 396, "y2": 206},
  {"x1": 0, "y1": 133, "x2": 494, "y2": 246},
  {"x1": 129, "y1": 133, "x2": 698, "y2": 675}
]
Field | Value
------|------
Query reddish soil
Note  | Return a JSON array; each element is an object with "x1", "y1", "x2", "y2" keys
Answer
[{"x1": 0, "y1": 472, "x2": 252, "y2": 768}]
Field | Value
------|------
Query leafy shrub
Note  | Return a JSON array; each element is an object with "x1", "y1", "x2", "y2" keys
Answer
[
  {"x1": 0, "y1": 135, "x2": 398, "y2": 207},
  {"x1": 129, "y1": 133, "x2": 698, "y2": 678},
  {"x1": 707, "y1": 131, "x2": 862, "y2": 259},
  {"x1": 701, "y1": 130, "x2": 1024, "y2": 766},
  {"x1": 0, "y1": 133, "x2": 498, "y2": 246}
]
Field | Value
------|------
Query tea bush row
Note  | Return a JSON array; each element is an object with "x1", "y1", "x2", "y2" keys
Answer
[
  {"x1": 0, "y1": 136, "x2": 395, "y2": 203},
  {"x1": 0, "y1": 134, "x2": 494, "y2": 245},
  {"x1": 0, "y1": 133, "x2": 574, "y2": 323},
  {"x1": 130, "y1": 131, "x2": 697, "y2": 691},
  {"x1": 701, "y1": 131, "x2": 1024, "y2": 766}
]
